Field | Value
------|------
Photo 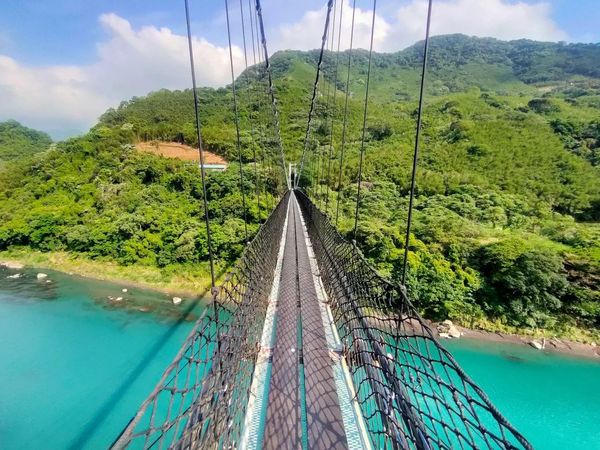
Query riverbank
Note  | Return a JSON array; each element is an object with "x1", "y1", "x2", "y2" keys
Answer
[
  {"x1": 2, "y1": 249, "x2": 598, "y2": 360},
  {"x1": 455, "y1": 325, "x2": 600, "y2": 360},
  {"x1": 0, "y1": 249, "x2": 217, "y2": 297}
]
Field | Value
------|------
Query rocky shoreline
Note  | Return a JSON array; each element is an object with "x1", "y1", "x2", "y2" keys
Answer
[
  {"x1": 3, "y1": 260, "x2": 599, "y2": 360},
  {"x1": 0, "y1": 257, "x2": 208, "y2": 298},
  {"x1": 434, "y1": 319, "x2": 600, "y2": 361}
]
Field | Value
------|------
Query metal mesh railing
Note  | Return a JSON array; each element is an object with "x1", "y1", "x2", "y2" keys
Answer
[
  {"x1": 295, "y1": 190, "x2": 532, "y2": 450},
  {"x1": 112, "y1": 191, "x2": 291, "y2": 450}
]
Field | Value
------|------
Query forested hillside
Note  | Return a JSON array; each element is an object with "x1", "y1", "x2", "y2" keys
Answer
[
  {"x1": 1, "y1": 35, "x2": 599, "y2": 340},
  {"x1": 0, "y1": 120, "x2": 52, "y2": 161}
]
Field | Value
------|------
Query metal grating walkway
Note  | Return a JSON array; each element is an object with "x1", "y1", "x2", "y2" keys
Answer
[{"x1": 263, "y1": 194, "x2": 351, "y2": 450}]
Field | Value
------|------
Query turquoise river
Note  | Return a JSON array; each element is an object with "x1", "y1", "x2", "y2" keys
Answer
[{"x1": 0, "y1": 266, "x2": 599, "y2": 449}]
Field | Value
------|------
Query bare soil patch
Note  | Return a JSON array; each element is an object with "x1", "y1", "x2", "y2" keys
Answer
[{"x1": 136, "y1": 141, "x2": 227, "y2": 165}]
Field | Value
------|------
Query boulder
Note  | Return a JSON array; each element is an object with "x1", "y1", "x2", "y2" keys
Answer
[
  {"x1": 437, "y1": 319, "x2": 462, "y2": 339},
  {"x1": 172, "y1": 296, "x2": 183, "y2": 305},
  {"x1": 529, "y1": 340, "x2": 544, "y2": 350},
  {"x1": 37, "y1": 273, "x2": 48, "y2": 280},
  {"x1": 115, "y1": 297, "x2": 123, "y2": 302},
  {"x1": 7, "y1": 273, "x2": 22, "y2": 279},
  {"x1": 447, "y1": 324, "x2": 462, "y2": 339},
  {"x1": 122, "y1": 288, "x2": 128, "y2": 293}
]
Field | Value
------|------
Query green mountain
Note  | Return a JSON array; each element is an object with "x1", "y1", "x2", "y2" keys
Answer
[
  {"x1": 0, "y1": 120, "x2": 52, "y2": 161},
  {"x1": 1, "y1": 35, "x2": 599, "y2": 340}
]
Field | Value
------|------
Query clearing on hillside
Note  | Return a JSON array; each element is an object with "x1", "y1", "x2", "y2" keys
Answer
[{"x1": 136, "y1": 141, "x2": 227, "y2": 168}]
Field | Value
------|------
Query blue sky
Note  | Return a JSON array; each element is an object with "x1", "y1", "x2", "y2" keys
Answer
[{"x1": 0, "y1": 0, "x2": 598, "y2": 138}]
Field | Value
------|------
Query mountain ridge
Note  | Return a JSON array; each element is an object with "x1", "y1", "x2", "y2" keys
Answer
[{"x1": 1, "y1": 33, "x2": 598, "y2": 340}]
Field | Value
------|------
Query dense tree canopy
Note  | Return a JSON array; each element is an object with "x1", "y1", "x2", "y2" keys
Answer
[
  {"x1": 0, "y1": 120, "x2": 52, "y2": 161},
  {"x1": 1, "y1": 34, "x2": 599, "y2": 340}
]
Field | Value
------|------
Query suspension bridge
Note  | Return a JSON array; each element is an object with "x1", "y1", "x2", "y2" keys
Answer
[{"x1": 111, "y1": 0, "x2": 533, "y2": 448}]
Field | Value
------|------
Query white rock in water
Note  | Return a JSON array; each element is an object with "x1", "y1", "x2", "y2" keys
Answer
[
  {"x1": 7, "y1": 273, "x2": 22, "y2": 279},
  {"x1": 529, "y1": 340, "x2": 544, "y2": 350},
  {"x1": 37, "y1": 273, "x2": 48, "y2": 280},
  {"x1": 172, "y1": 296, "x2": 182, "y2": 305},
  {"x1": 115, "y1": 297, "x2": 123, "y2": 302},
  {"x1": 122, "y1": 288, "x2": 128, "y2": 293},
  {"x1": 447, "y1": 324, "x2": 462, "y2": 339},
  {"x1": 437, "y1": 319, "x2": 461, "y2": 338}
]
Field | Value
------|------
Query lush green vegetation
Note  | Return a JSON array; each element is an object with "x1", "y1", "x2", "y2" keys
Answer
[
  {"x1": 0, "y1": 128, "x2": 279, "y2": 280},
  {"x1": 1, "y1": 34, "x2": 599, "y2": 341},
  {"x1": 0, "y1": 120, "x2": 52, "y2": 161}
]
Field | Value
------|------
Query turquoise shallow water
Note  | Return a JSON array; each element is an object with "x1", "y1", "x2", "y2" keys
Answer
[
  {"x1": 444, "y1": 338, "x2": 600, "y2": 449},
  {"x1": 1, "y1": 266, "x2": 599, "y2": 449},
  {"x1": 0, "y1": 267, "x2": 200, "y2": 450}
]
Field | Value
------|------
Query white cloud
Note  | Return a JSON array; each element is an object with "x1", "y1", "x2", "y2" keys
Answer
[
  {"x1": 275, "y1": 0, "x2": 567, "y2": 52},
  {"x1": 275, "y1": 1, "x2": 390, "y2": 52},
  {"x1": 0, "y1": 56, "x2": 107, "y2": 136},
  {"x1": 385, "y1": 0, "x2": 568, "y2": 51},
  {"x1": 0, "y1": 13, "x2": 243, "y2": 138},
  {"x1": 0, "y1": 2, "x2": 569, "y2": 138}
]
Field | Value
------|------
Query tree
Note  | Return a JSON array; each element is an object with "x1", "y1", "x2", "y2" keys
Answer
[{"x1": 477, "y1": 239, "x2": 568, "y2": 327}]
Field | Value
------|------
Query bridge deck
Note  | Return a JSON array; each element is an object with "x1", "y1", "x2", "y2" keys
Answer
[{"x1": 263, "y1": 194, "x2": 348, "y2": 450}]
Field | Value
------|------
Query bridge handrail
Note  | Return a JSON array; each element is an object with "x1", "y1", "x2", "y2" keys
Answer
[
  {"x1": 112, "y1": 191, "x2": 291, "y2": 449},
  {"x1": 295, "y1": 189, "x2": 533, "y2": 450}
]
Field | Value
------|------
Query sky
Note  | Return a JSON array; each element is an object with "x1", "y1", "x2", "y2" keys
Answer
[{"x1": 0, "y1": 0, "x2": 598, "y2": 139}]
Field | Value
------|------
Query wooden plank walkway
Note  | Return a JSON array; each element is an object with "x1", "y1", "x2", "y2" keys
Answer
[{"x1": 263, "y1": 194, "x2": 348, "y2": 450}]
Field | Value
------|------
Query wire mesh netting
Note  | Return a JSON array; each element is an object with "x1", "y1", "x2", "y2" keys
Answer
[
  {"x1": 113, "y1": 188, "x2": 533, "y2": 450},
  {"x1": 112, "y1": 191, "x2": 291, "y2": 450},
  {"x1": 295, "y1": 190, "x2": 533, "y2": 450}
]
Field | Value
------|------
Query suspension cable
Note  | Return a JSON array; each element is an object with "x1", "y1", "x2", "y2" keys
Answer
[
  {"x1": 255, "y1": 0, "x2": 290, "y2": 190},
  {"x1": 225, "y1": 0, "x2": 249, "y2": 242},
  {"x1": 325, "y1": 0, "x2": 343, "y2": 214},
  {"x1": 401, "y1": 0, "x2": 433, "y2": 285},
  {"x1": 318, "y1": 0, "x2": 338, "y2": 209},
  {"x1": 249, "y1": 0, "x2": 275, "y2": 216},
  {"x1": 184, "y1": 0, "x2": 216, "y2": 290},
  {"x1": 352, "y1": 0, "x2": 377, "y2": 241},
  {"x1": 247, "y1": 0, "x2": 258, "y2": 66},
  {"x1": 239, "y1": 0, "x2": 262, "y2": 223},
  {"x1": 294, "y1": 0, "x2": 335, "y2": 190},
  {"x1": 253, "y1": 0, "x2": 276, "y2": 210},
  {"x1": 334, "y1": 0, "x2": 357, "y2": 226},
  {"x1": 316, "y1": 3, "x2": 338, "y2": 205}
]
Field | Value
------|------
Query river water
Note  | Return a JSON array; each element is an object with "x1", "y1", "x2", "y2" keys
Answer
[{"x1": 0, "y1": 267, "x2": 598, "y2": 449}]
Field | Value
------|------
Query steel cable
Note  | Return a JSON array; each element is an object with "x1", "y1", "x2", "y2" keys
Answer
[
  {"x1": 225, "y1": 0, "x2": 249, "y2": 242},
  {"x1": 325, "y1": 0, "x2": 344, "y2": 215},
  {"x1": 295, "y1": 0, "x2": 335, "y2": 190},
  {"x1": 352, "y1": 0, "x2": 377, "y2": 241},
  {"x1": 401, "y1": 0, "x2": 433, "y2": 285},
  {"x1": 334, "y1": 0, "x2": 358, "y2": 227}
]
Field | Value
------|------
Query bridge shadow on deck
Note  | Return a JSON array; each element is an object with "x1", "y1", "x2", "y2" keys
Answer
[{"x1": 263, "y1": 194, "x2": 348, "y2": 450}]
